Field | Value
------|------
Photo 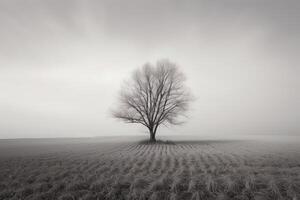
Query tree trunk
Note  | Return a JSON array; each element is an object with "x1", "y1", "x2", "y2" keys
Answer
[{"x1": 149, "y1": 130, "x2": 156, "y2": 142}]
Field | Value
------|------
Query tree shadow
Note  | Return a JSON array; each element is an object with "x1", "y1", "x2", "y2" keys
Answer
[
  {"x1": 138, "y1": 140, "x2": 176, "y2": 145},
  {"x1": 138, "y1": 139, "x2": 243, "y2": 145}
]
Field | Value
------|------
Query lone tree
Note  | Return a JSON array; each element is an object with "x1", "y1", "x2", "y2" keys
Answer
[{"x1": 113, "y1": 60, "x2": 192, "y2": 142}]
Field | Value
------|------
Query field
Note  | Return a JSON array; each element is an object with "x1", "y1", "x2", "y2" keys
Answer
[{"x1": 0, "y1": 137, "x2": 299, "y2": 200}]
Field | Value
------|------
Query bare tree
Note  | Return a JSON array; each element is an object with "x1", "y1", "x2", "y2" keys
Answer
[{"x1": 112, "y1": 59, "x2": 192, "y2": 142}]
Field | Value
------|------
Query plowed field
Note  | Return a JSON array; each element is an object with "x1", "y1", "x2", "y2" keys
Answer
[{"x1": 0, "y1": 138, "x2": 299, "y2": 200}]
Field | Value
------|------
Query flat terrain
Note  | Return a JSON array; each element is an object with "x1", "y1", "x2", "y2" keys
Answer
[{"x1": 0, "y1": 137, "x2": 299, "y2": 200}]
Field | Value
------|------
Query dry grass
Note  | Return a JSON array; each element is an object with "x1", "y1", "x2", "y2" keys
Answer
[{"x1": 0, "y1": 139, "x2": 299, "y2": 200}]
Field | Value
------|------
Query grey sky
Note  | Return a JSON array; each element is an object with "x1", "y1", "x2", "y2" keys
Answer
[{"x1": 0, "y1": 0, "x2": 299, "y2": 138}]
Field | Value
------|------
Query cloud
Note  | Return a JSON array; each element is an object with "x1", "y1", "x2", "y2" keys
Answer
[{"x1": 0, "y1": 0, "x2": 299, "y2": 138}]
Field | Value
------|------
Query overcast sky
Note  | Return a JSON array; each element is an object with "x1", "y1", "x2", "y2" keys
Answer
[{"x1": 0, "y1": 0, "x2": 299, "y2": 139}]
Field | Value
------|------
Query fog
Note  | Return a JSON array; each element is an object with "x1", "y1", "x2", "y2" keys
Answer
[{"x1": 0, "y1": 0, "x2": 299, "y2": 139}]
